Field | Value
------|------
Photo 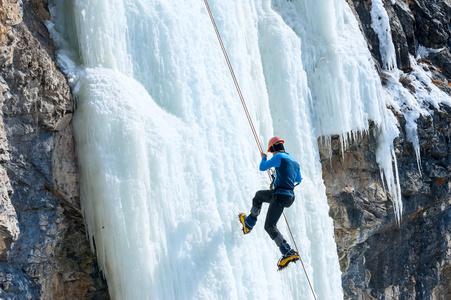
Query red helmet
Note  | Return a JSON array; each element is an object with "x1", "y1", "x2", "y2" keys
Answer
[{"x1": 267, "y1": 136, "x2": 284, "y2": 152}]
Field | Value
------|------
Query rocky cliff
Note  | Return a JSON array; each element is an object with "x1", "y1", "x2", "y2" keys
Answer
[
  {"x1": 0, "y1": 0, "x2": 449, "y2": 299},
  {"x1": 324, "y1": 0, "x2": 451, "y2": 299},
  {"x1": 0, "y1": 0, "x2": 108, "y2": 298}
]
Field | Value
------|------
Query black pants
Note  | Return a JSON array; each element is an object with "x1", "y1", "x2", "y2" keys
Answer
[{"x1": 250, "y1": 190, "x2": 294, "y2": 247}]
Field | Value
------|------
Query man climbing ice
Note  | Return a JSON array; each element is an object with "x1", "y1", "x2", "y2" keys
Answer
[{"x1": 239, "y1": 136, "x2": 303, "y2": 270}]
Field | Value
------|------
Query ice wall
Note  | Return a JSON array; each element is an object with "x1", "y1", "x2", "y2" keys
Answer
[{"x1": 44, "y1": 0, "x2": 414, "y2": 299}]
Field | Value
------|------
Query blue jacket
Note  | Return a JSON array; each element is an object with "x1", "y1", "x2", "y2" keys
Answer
[{"x1": 259, "y1": 152, "x2": 302, "y2": 197}]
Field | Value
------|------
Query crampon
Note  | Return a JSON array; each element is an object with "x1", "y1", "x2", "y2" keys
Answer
[{"x1": 277, "y1": 251, "x2": 299, "y2": 271}]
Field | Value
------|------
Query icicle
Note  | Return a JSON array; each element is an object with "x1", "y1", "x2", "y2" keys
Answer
[{"x1": 370, "y1": 0, "x2": 397, "y2": 70}]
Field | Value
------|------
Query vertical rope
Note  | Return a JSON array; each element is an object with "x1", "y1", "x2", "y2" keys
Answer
[{"x1": 203, "y1": 1, "x2": 316, "y2": 299}]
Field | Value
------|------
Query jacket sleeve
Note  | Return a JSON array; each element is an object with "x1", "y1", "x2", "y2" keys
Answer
[{"x1": 259, "y1": 154, "x2": 282, "y2": 171}]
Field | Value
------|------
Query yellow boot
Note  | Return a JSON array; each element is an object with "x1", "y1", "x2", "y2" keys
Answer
[
  {"x1": 277, "y1": 250, "x2": 299, "y2": 271},
  {"x1": 238, "y1": 213, "x2": 250, "y2": 234}
]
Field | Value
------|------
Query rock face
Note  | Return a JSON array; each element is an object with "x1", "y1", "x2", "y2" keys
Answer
[
  {"x1": 325, "y1": 1, "x2": 451, "y2": 299},
  {"x1": 0, "y1": 0, "x2": 108, "y2": 299},
  {"x1": 348, "y1": 0, "x2": 451, "y2": 73},
  {"x1": 321, "y1": 110, "x2": 451, "y2": 299}
]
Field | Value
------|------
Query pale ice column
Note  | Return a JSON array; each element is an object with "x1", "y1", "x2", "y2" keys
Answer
[{"x1": 371, "y1": 0, "x2": 397, "y2": 70}]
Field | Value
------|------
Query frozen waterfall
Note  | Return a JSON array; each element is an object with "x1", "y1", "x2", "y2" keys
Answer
[{"x1": 45, "y1": 0, "x2": 410, "y2": 299}]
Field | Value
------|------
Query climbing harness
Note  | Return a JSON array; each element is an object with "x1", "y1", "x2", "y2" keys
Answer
[{"x1": 203, "y1": 1, "x2": 316, "y2": 299}]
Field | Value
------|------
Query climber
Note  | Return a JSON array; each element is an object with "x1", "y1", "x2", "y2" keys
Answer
[{"x1": 239, "y1": 136, "x2": 302, "y2": 270}]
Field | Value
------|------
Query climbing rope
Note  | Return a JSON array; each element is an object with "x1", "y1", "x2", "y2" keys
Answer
[{"x1": 203, "y1": 1, "x2": 316, "y2": 299}]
